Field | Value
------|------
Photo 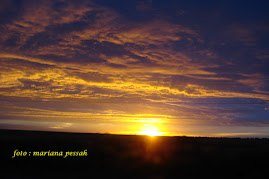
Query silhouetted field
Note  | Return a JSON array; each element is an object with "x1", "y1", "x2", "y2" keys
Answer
[{"x1": 1, "y1": 129, "x2": 269, "y2": 178}]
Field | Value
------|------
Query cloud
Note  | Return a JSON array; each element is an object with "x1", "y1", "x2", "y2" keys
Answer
[{"x1": 0, "y1": 0, "x2": 268, "y2": 134}]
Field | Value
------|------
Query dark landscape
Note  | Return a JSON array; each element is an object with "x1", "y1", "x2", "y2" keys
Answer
[{"x1": 1, "y1": 129, "x2": 269, "y2": 178}]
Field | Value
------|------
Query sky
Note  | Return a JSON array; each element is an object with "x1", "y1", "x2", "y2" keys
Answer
[{"x1": 0, "y1": 0, "x2": 269, "y2": 137}]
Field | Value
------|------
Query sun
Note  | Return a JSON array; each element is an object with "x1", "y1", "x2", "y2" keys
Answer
[
  {"x1": 139, "y1": 130, "x2": 162, "y2": 137},
  {"x1": 136, "y1": 124, "x2": 165, "y2": 137}
]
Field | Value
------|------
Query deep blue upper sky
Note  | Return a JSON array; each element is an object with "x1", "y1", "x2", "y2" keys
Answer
[{"x1": 0, "y1": 0, "x2": 268, "y2": 137}]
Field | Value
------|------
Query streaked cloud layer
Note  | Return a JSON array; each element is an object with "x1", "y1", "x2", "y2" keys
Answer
[{"x1": 0, "y1": 0, "x2": 269, "y2": 137}]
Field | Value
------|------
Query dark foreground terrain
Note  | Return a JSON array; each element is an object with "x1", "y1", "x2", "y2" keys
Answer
[{"x1": 1, "y1": 129, "x2": 269, "y2": 178}]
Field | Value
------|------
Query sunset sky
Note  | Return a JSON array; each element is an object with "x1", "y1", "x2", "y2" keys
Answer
[{"x1": 0, "y1": 0, "x2": 269, "y2": 137}]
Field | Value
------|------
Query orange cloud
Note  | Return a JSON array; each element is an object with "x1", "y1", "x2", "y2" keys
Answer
[{"x1": 0, "y1": 0, "x2": 268, "y2": 135}]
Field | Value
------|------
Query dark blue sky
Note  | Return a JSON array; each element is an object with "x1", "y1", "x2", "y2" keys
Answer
[{"x1": 0, "y1": 0, "x2": 268, "y2": 137}]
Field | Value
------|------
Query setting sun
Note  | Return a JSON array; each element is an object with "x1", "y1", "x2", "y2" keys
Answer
[{"x1": 136, "y1": 124, "x2": 165, "y2": 137}]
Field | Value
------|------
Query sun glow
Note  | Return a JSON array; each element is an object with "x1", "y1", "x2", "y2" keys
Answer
[{"x1": 136, "y1": 124, "x2": 165, "y2": 137}]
